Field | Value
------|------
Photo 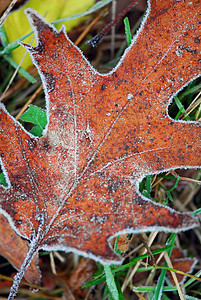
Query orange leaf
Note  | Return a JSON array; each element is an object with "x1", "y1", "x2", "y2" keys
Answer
[
  {"x1": 0, "y1": 214, "x2": 40, "y2": 285},
  {"x1": 0, "y1": 0, "x2": 200, "y2": 297}
]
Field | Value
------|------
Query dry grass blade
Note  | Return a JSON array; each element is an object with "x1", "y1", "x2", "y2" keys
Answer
[
  {"x1": 0, "y1": 0, "x2": 18, "y2": 25},
  {"x1": 164, "y1": 252, "x2": 185, "y2": 300}
]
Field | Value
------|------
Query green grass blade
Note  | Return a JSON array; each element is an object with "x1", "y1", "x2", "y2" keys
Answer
[
  {"x1": 166, "y1": 176, "x2": 179, "y2": 192},
  {"x1": 179, "y1": 83, "x2": 201, "y2": 100},
  {"x1": 115, "y1": 277, "x2": 125, "y2": 300},
  {"x1": 124, "y1": 17, "x2": 132, "y2": 46},
  {"x1": 192, "y1": 208, "x2": 201, "y2": 216},
  {"x1": 0, "y1": 31, "x2": 33, "y2": 55},
  {"x1": 115, "y1": 12, "x2": 146, "y2": 59},
  {"x1": 175, "y1": 107, "x2": 184, "y2": 120},
  {"x1": 104, "y1": 265, "x2": 119, "y2": 300},
  {"x1": 153, "y1": 233, "x2": 176, "y2": 300},
  {"x1": 146, "y1": 175, "x2": 152, "y2": 195},
  {"x1": 174, "y1": 96, "x2": 191, "y2": 120}
]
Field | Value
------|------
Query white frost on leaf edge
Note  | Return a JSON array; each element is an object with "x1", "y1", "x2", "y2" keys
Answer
[{"x1": 0, "y1": 0, "x2": 199, "y2": 267}]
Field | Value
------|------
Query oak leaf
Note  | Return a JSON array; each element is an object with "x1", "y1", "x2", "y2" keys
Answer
[{"x1": 0, "y1": 0, "x2": 201, "y2": 297}]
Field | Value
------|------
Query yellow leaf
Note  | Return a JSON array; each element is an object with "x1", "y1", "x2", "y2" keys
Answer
[{"x1": 3, "y1": 0, "x2": 95, "y2": 69}]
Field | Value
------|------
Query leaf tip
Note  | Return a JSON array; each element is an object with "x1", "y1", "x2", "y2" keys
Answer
[{"x1": 24, "y1": 8, "x2": 57, "y2": 36}]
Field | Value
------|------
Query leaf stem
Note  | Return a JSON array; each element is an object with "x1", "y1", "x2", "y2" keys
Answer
[{"x1": 8, "y1": 231, "x2": 41, "y2": 300}]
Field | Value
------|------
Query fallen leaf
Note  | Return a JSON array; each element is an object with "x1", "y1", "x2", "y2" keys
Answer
[
  {"x1": 0, "y1": 0, "x2": 200, "y2": 297},
  {"x1": 167, "y1": 248, "x2": 198, "y2": 285},
  {"x1": 0, "y1": 214, "x2": 40, "y2": 285},
  {"x1": 67, "y1": 257, "x2": 97, "y2": 298},
  {"x1": 111, "y1": 234, "x2": 131, "y2": 253}
]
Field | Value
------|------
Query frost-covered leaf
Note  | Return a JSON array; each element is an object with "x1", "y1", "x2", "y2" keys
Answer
[{"x1": 0, "y1": 0, "x2": 200, "y2": 297}]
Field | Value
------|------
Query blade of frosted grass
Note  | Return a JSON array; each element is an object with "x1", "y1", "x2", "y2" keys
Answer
[
  {"x1": 132, "y1": 286, "x2": 178, "y2": 292},
  {"x1": 104, "y1": 265, "x2": 119, "y2": 300},
  {"x1": 153, "y1": 233, "x2": 176, "y2": 300},
  {"x1": 85, "y1": 271, "x2": 126, "y2": 288},
  {"x1": 3, "y1": 55, "x2": 36, "y2": 83},
  {"x1": 124, "y1": 17, "x2": 132, "y2": 46},
  {"x1": 148, "y1": 291, "x2": 155, "y2": 300},
  {"x1": 109, "y1": 291, "x2": 114, "y2": 300},
  {"x1": 52, "y1": 0, "x2": 112, "y2": 24}
]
